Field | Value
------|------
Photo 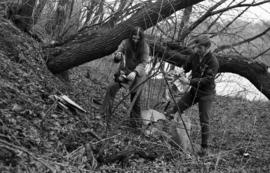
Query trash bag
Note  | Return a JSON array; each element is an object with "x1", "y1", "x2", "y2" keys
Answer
[{"x1": 141, "y1": 109, "x2": 192, "y2": 152}]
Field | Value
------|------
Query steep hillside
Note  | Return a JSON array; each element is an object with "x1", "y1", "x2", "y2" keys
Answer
[{"x1": 0, "y1": 18, "x2": 73, "y2": 171}]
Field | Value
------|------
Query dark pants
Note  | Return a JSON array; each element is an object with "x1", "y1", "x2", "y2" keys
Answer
[
  {"x1": 171, "y1": 91, "x2": 213, "y2": 149},
  {"x1": 130, "y1": 91, "x2": 142, "y2": 128},
  {"x1": 102, "y1": 78, "x2": 143, "y2": 128},
  {"x1": 102, "y1": 82, "x2": 121, "y2": 119}
]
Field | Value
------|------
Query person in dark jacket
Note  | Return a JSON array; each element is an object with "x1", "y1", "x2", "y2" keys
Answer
[
  {"x1": 102, "y1": 27, "x2": 150, "y2": 128},
  {"x1": 167, "y1": 35, "x2": 219, "y2": 156}
]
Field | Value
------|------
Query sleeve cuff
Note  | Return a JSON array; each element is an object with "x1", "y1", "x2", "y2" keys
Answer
[
  {"x1": 190, "y1": 78, "x2": 200, "y2": 86},
  {"x1": 134, "y1": 70, "x2": 139, "y2": 76}
]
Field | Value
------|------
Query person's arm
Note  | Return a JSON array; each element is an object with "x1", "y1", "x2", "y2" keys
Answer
[
  {"x1": 134, "y1": 43, "x2": 150, "y2": 77},
  {"x1": 183, "y1": 55, "x2": 192, "y2": 73},
  {"x1": 114, "y1": 40, "x2": 127, "y2": 63},
  {"x1": 189, "y1": 55, "x2": 219, "y2": 87}
]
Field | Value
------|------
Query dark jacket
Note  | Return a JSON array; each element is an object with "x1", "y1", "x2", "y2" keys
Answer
[
  {"x1": 116, "y1": 39, "x2": 150, "y2": 77},
  {"x1": 183, "y1": 52, "x2": 219, "y2": 97}
]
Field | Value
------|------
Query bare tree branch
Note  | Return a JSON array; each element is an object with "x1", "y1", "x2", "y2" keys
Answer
[
  {"x1": 103, "y1": 0, "x2": 139, "y2": 27},
  {"x1": 83, "y1": 1, "x2": 98, "y2": 26},
  {"x1": 211, "y1": 0, "x2": 270, "y2": 16},
  {"x1": 252, "y1": 47, "x2": 270, "y2": 60},
  {"x1": 92, "y1": 0, "x2": 105, "y2": 24},
  {"x1": 214, "y1": 5, "x2": 251, "y2": 36},
  {"x1": 33, "y1": 0, "x2": 48, "y2": 24},
  {"x1": 179, "y1": 0, "x2": 227, "y2": 41},
  {"x1": 214, "y1": 26, "x2": 270, "y2": 52},
  {"x1": 178, "y1": 6, "x2": 193, "y2": 42},
  {"x1": 203, "y1": 0, "x2": 234, "y2": 34},
  {"x1": 5, "y1": 0, "x2": 36, "y2": 32},
  {"x1": 156, "y1": 23, "x2": 174, "y2": 40}
]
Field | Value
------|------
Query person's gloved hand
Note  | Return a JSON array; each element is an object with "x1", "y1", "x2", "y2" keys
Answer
[
  {"x1": 126, "y1": 71, "x2": 136, "y2": 81},
  {"x1": 113, "y1": 52, "x2": 123, "y2": 63},
  {"x1": 118, "y1": 71, "x2": 127, "y2": 82}
]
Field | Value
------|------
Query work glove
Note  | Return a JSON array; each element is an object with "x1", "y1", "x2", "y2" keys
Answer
[
  {"x1": 118, "y1": 71, "x2": 127, "y2": 82},
  {"x1": 113, "y1": 52, "x2": 123, "y2": 63},
  {"x1": 126, "y1": 71, "x2": 136, "y2": 81}
]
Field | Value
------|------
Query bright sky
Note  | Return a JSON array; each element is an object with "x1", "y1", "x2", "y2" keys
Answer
[
  {"x1": 210, "y1": 0, "x2": 270, "y2": 21},
  {"x1": 106, "y1": 0, "x2": 270, "y2": 21},
  {"x1": 247, "y1": 4, "x2": 270, "y2": 21}
]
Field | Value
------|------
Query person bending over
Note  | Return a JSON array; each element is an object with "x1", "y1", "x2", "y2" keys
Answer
[{"x1": 102, "y1": 27, "x2": 150, "y2": 128}]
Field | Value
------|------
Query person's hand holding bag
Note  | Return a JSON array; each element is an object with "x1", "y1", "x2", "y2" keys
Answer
[
  {"x1": 113, "y1": 52, "x2": 123, "y2": 63},
  {"x1": 126, "y1": 71, "x2": 137, "y2": 81}
]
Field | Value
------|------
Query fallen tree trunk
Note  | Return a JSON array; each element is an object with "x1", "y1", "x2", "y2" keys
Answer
[{"x1": 217, "y1": 54, "x2": 270, "y2": 100}]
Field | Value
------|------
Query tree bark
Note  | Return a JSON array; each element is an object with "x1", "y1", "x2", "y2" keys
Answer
[
  {"x1": 217, "y1": 54, "x2": 270, "y2": 100},
  {"x1": 46, "y1": 0, "x2": 204, "y2": 74}
]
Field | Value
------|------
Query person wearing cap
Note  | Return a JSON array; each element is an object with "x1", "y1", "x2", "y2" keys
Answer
[
  {"x1": 102, "y1": 27, "x2": 150, "y2": 128},
  {"x1": 166, "y1": 35, "x2": 219, "y2": 156}
]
